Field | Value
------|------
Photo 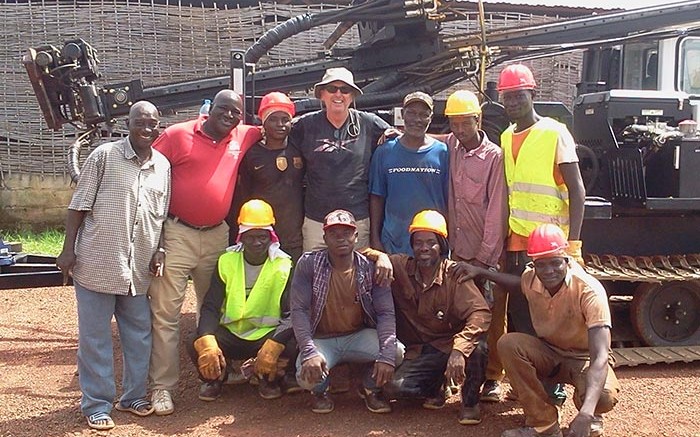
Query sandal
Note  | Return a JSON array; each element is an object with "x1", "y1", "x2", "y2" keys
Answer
[
  {"x1": 87, "y1": 411, "x2": 115, "y2": 430},
  {"x1": 115, "y1": 398, "x2": 155, "y2": 417}
]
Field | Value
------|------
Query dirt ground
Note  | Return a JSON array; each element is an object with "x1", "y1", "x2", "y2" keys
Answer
[{"x1": 1, "y1": 285, "x2": 699, "y2": 437}]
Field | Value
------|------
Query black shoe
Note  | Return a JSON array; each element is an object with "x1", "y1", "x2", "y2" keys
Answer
[
  {"x1": 258, "y1": 378, "x2": 283, "y2": 400},
  {"x1": 358, "y1": 387, "x2": 391, "y2": 414},
  {"x1": 458, "y1": 404, "x2": 482, "y2": 425},
  {"x1": 281, "y1": 373, "x2": 304, "y2": 395},
  {"x1": 311, "y1": 392, "x2": 334, "y2": 414}
]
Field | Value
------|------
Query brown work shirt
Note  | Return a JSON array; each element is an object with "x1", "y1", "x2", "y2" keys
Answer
[
  {"x1": 522, "y1": 261, "x2": 612, "y2": 359},
  {"x1": 446, "y1": 132, "x2": 508, "y2": 267},
  {"x1": 389, "y1": 254, "x2": 491, "y2": 359},
  {"x1": 315, "y1": 266, "x2": 364, "y2": 338}
]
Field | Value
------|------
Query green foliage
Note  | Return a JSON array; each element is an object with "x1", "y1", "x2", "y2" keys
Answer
[{"x1": 1, "y1": 229, "x2": 65, "y2": 256}]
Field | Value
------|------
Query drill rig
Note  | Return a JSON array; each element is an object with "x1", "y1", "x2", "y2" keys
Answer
[{"x1": 19, "y1": 0, "x2": 700, "y2": 365}]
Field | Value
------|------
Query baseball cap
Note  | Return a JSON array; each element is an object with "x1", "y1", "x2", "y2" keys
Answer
[
  {"x1": 403, "y1": 91, "x2": 434, "y2": 111},
  {"x1": 323, "y1": 209, "x2": 357, "y2": 230}
]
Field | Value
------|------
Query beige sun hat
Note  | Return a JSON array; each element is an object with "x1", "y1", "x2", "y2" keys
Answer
[{"x1": 313, "y1": 67, "x2": 363, "y2": 98}]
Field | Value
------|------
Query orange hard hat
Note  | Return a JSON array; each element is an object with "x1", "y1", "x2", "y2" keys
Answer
[
  {"x1": 497, "y1": 64, "x2": 537, "y2": 92},
  {"x1": 238, "y1": 199, "x2": 276, "y2": 227},
  {"x1": 408, "y1": 210, "x2": 448, "y2": 238},
  {"x1": 527, "y1": 224, "x2": 569, "y2": 259},
  {"x1": 258, "y1": 92, "x2": 295, "y2": 122}
]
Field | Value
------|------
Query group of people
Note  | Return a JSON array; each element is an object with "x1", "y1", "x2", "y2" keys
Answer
[{"x1": 57, "y1": 62, "x2": 619, "y2": 437}]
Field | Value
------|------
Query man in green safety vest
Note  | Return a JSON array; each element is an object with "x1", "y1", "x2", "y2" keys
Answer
[{"x1": 190, "y1": 199, "x2": 298, "y2": 402}]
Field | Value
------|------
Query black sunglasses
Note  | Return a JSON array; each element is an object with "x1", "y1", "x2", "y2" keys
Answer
[{"x1": 324, "y1": 85, "x2": 354, "y2": 94}]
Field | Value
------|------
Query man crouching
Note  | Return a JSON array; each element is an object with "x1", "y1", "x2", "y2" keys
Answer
[
  {"x1": 190, "y1": 199, "x2": 298, "y2": 401},
  {"x1": 457, "y1": 224, "x2": 619, "y2": 437}
]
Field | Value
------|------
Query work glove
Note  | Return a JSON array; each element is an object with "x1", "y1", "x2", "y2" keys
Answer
[
  {"x1": 566, "y1": 240, "x2": 585, "y2": 266},
  {"x1": 193, "y1": 335, "x2": 226, "y2": 381},
  {"x1": 254, "y1": 338, "x2": 285, "y2": 380}
]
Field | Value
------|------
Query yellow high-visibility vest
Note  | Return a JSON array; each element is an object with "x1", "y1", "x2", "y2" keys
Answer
[
  {"x1": 502, "y1": 118, "x2": 570, "y2": 238},
  {"x1": 218, "y1": 251, "x2": 291, "y2": 340}
]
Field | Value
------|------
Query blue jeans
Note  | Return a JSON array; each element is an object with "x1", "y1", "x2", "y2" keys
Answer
[
  {"x1": 295, "y1": 328, "x2": 403, "y2": 394},
  {"x1": 75, "y1": 282, "x2": 152, "y2": 416}
]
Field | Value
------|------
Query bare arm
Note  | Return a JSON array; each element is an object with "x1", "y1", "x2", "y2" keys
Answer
[
  {"x1": 450, "y1": 261, "x2": 522, "y2": 293},
  {"x1": 56, "y1": 209, "x2": 86, "y2": 284},
  {"x1": 559, "y1": 162, "x2": 585, "y2": 240},
  {"x1": 566, "y1": 326, "x2": 611, "y2": 437},
  {"x1": 369, "y1": 194, "x2": 386, "y2": 251}
]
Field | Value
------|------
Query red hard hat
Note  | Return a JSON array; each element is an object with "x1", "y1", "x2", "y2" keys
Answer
[
  {"x1": 258, "y1": 92, "x2": 295, "y2": 122},
  {"x1": 497, "y1": 64, "x2": 537, "y2": 92},
  {"x1": 527, "y1": 224, "x2": 569, "y2": 259}
]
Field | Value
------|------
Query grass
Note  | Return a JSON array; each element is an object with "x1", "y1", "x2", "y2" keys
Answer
[{"x1": 1, "y1": 229, "x2": 65, "y2": 256}]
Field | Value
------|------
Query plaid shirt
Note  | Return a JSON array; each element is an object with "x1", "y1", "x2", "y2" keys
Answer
[
  {"x1": 290, "y1": 249, "x2": 397, "y2": 365},
  {"x1": 70, "y1": 137, "x2": 171, "y2": 295}
]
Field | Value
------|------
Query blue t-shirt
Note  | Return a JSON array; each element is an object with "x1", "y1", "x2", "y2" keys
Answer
[{"x1": 369, "y1": 137, "x2": 449, "y2": 255}]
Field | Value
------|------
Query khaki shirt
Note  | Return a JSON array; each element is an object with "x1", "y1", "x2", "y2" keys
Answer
[
  {"x1": 522, "y1": 262, "x2": 612, "y2": 359},
  {"x1": 389, "y1": 255, "x2": 491, "y2": 359}
]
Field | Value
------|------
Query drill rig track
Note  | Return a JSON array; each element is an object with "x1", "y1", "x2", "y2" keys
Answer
[{"x1": 584, "y1": 254, "x2": 700, "y2": 367}]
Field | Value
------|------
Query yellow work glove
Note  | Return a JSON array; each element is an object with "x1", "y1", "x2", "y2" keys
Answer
[
  {"x1": 254, "y1": 339, "x2": 285, "y2": 380},
  {"x1": 566, "y1": 240, "x2": 585, "y2": 266},
  {"x1": 193, "y1": 335, "x2": 226, "y2": 381}
]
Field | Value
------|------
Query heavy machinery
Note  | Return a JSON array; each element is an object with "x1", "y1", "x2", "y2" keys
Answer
[{"x1": 19, "y1": 0, "x2": 700, "y2": 365}]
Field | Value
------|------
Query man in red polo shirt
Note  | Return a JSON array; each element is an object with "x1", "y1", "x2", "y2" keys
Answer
[{"x1": 148, "y1": 89, "x2": 261, "y2": 416}]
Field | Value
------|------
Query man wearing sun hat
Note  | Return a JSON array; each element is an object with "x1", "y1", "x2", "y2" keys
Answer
[
  {"x1": 290, "y1": 209, "x2": 402, "y2": 414},
  {"x1": 289, "y1": 67, "x2": 391, "y2": 252},
  {"x1": 191, "y1": 199, "x2": 297, "y2": 402},
  {"x1": 453, "y1": 224, "x2": 619, "y2": 437},
  {"x1": 369, "y1": 91, "x2": 449, "y2": 255},
  {"x1": 231, "y1": 91, "x2": 305, "y2": 261}
]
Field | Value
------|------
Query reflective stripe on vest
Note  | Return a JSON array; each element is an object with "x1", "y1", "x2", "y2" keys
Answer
[
  {"x1": 502, "y1": 117, "x2": 570, "y2": 238},
  {"x1": 217, "y1": 251, "x2": 291, "y2": 341}
]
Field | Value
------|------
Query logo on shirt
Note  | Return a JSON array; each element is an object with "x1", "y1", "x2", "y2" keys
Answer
[
  {"x1": 313, "y1": 138, "x2": 355, "y2": 153},
  {"x1": 227, "y1": 140, "x2": 241, "y2": 157},
  {"x1": 293, "y1": 157, "x2": 303, "y2": 169},
  {"x1": 276, "y1": 157, "x2": 288, "y2": 171}
]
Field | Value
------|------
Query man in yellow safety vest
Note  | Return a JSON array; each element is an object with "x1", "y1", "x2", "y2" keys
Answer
[{"x1": 190, "y1": 199, "x2": 298, "y2": 402}]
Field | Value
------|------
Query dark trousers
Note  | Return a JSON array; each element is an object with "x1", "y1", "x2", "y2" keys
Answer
[
  {"x1": 384, "y1": 341, "x2": 487, "y2": 407},
  {"x1": 506, "y1": 250, "x2": 536, "y2": 335},
  {"x1": 188, "y1": 326, "x2": 297, "y2": 382}
]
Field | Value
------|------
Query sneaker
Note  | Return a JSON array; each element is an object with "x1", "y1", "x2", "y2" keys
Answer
[
  {"x1": 458, "y1": 404, "x2": 482, "y2": 425},
  {"x1": 198, "y1": 381, "x2": 223, "y2": 402},
  {"x1": 358, "y1": 387, "x2": 392, "y2": 414},
  {"x1": 258, "y1": 379, "x2": 283, "y2": 400},
  {"x1": 281, "y1": 373, "x2": 304, "y2": 395},
  {"x1": 481, "y1": 379, "x2": 503, "y2": 402},
  {"x1": 501, "y1": 424, "x2": 563, "y2": 437},
  {"x1": 311, "y1": 392, "x2": 334, "y2": 414},
  {"x1": 422, "y1": 384, "x2": 449, "y2": 410},
  {"x1": 152, "y1": 389, "x2": 174, "y2": 416},
  {"x1": 546, "y1": 382, "x2": 567, "y2": 407},
  {"x1": 590, "y1": 415, "x2": 604, "y2": 437}
]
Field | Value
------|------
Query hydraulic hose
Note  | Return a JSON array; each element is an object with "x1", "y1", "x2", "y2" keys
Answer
[
  {"x1": 67, "y1": 128, "x2": 98, "y2": 183},
  {"x1": 245, "y1": 14, "x2": 316, "y2": 64}
]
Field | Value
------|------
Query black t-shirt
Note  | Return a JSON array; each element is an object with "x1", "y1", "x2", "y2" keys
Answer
[
  {"x1": 232, "y1": 142, "x2": 305, "y2": 251},
  {"x1": 289, "y1": 109, "x2": 390, "y2": 221}
]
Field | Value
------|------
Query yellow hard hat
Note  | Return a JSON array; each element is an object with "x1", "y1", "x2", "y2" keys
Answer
[
  {"x1": 238, "y1": 199, "x2": 275, "y2": 227},
  {"x1": 444, "y1": 90, "x2": 481, "y2": 117},
  {"x1": 408, "y1": 210, "x2": 448, "y2": 238}
]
